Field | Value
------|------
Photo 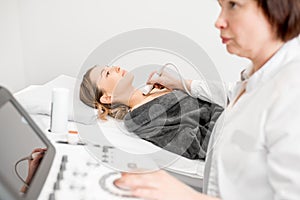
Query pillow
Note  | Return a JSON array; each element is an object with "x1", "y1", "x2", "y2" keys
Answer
[{"x1": 14, "y1": 75, "x2": 97, "y2": 124}]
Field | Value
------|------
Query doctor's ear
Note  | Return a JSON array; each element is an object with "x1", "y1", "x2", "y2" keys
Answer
[{"x1": 100, "y1": 94, "x2": 112, "y2": 104}]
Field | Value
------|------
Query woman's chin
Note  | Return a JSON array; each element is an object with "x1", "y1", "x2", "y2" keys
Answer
[
  {"x1": 226, "y1": 45, "x2": 241, "y2": 56},
  {"x1": 123, "y1": 72, "x2": 134, "y2": 81},
  {"x1": 226, "y1": 45, "x2": 234, "y2": 53}
]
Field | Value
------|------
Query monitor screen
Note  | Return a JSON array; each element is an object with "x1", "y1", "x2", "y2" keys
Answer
[{"x1": 0, "y1": 100, "x2": 49, "y2": 198}]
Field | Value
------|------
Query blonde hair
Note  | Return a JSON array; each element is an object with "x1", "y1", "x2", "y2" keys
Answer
[{"x1": 79, "y1": 65, "x2": 129, "y2": 120}]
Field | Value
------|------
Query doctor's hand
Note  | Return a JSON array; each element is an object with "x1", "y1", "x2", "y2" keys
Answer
[
  {"x1": 114, "y1": 170, "x2": 204, "y2": 200},
  {"x1": 147, "y1": 69, "x2": 192, "y2": 92}
]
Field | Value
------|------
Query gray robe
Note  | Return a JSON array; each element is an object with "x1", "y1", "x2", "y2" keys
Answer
[{"x1": 124, "y1": 90, "x2": 223, "y2": 160}]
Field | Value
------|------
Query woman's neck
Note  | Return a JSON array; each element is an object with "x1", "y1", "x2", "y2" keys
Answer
[
  {"x1": 129, "y1": 88, "x2": 170, "y2": 109},
  {"x1": 251, "y1": 40, "x2": 284, "y2": 73},
  {"x1": 128, "y1": 89, "x2": 147, "y2": 108}
]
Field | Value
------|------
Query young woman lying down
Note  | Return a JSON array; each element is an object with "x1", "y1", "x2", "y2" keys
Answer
[{"x1": 80, "y1": 65, "x2": 223, "y2": 160}]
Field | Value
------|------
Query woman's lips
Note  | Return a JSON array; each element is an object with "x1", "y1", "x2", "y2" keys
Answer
[{"x1": 221, "y1": 37, "x2": 231, "y2": 44}]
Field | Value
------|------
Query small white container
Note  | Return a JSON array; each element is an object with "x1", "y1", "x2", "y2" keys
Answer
[
  {"x1": 50, "y1": 88, "x2": 69, "y2": 134},
  {"x1": 67, "y1": 130, "x2": 79, "y2": 145}
]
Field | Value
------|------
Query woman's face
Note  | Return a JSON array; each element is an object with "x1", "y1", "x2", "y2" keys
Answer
[
  {"x1": 90, "y1": 66, "x2": 133, "y2": 104},
  {"x1": 215, "y1": 0, "x2": 276, "y2": 59},
  {"x1": 91, "y1": 66, "x2": 128, "y2": 95}
]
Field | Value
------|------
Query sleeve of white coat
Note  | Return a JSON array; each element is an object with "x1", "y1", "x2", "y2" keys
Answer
[
  {"x1": 265, "y1": 86, "x2": 300, "y2": 200},
  {"x1": 190, "y1": 80, "x2": 236, "y2": 108}
]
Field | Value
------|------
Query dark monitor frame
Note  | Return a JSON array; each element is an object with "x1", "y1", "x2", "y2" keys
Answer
[{"x1": 0, "y1": 86, "x2": 56, "y2": 200}]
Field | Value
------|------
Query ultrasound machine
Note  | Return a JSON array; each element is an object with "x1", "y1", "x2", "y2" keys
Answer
[
  {"x1": 0, "y1": 86, "x2": 141, "y2": 200},
  {"x1": 0, "y1": 86, "x2": 202, "y2": 200}
]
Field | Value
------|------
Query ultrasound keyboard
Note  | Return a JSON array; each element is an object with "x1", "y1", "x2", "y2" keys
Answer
[
  {"x1": 46, "y1": 154, "x2": 139, "y2": 200},
  {"x1": 36, "y1": 141, "x2": 144, "y2": 200}
]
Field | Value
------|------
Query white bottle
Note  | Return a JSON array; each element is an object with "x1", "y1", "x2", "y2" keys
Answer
[{"x1": 50, "y1": 88, "x2": 69, "y2": 134}]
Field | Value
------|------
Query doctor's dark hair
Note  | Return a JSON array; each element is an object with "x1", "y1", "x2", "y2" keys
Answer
[
  {"x1": 79, "y1": 65, "x2": 129, "y2": 120},
  {"x1": 255, "y1": 0, "x2": 300, "y2": 41}
]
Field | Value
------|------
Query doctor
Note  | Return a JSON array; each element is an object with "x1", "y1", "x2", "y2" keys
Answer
[{"x1": 115, "y1": 0, "x2": 300, "y2": 199}]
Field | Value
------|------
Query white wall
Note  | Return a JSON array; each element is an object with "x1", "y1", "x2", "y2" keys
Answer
[
  {"x1": 0, "y1": 0, "x2": 25, "y2": 92},
  {"x1": 1, "y1": 0, "x2": 249, "y2": 93}
]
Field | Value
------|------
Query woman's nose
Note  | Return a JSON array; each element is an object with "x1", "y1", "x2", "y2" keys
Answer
[{"x1": 215, "y1": 11, "x2": 227, "y2": 30}]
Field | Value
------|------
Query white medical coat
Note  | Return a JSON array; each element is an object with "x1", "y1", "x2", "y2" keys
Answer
[{"x1": 191, "y1": 37, "x2": 300, "y2": 200}]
